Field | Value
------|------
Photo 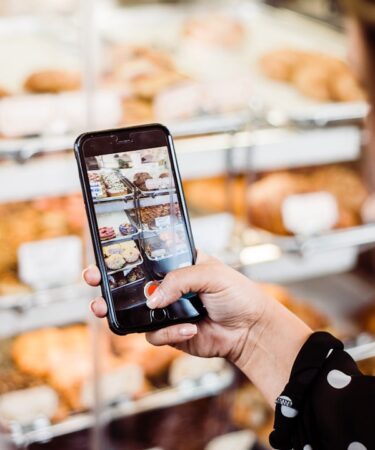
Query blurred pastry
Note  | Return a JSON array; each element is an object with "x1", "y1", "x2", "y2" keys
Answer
[
  {"x1": 183, "y1": 15, "x2": 246, "y2": 48},
  {"x1": 121, "y1": 97, "x2": 154, "y2": 125},
  {"x1": 292, "y1": 64, "x2": 332, "y2": 101},
  {"x1": 169, "y1": 355, "x2": 225, "y2": 386},
  {"x1": 331, "y1": 70, "x2": 366, "y2": 102},
  {"x1": 231, "y1": 383, "x2": 271, "y2": 431},
  {"x1": 260, "y1": 283, "x2": 329, "y2": 330},
  {"x1": 0, "y1": 87, "x2": 9, "y2": 98},
  {"x1": 100, "y1": 226, "x2": 116, "y2": 241},
  {"x1": 105, "y1": 254, "x2": 125, "y2": 271},
  {"x1": 24, "y1": 70, "x2": 81, "y2": 93},
  {"x1": 111, "y1": 333, "x2": 181, "y2": 377},
  {"x1": 133, "y1": 172, "x2": 152, "y2": 190},
  {"x1": 247, "y1": 172, "x2": 310, "y2": 235},
  {"x1": 259, "y1": 48, "x2": 305, "y2": 82},
  {"x1": 119, "y1": 223, "x2": 137, "y2": 236},
  {"x1": 311, "y1": 165, "x2": 368, "y2": 215}
]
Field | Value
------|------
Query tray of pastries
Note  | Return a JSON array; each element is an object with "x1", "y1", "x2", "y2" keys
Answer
[
  {"x1": 0, "y1": 323, "x2": 234, "y2": 446},
  {"x1": 103, "y1": 241, "x2": 143, "y2": 274}
]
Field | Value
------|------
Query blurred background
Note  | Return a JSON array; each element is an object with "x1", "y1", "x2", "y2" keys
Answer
[{"x1": 1, "y1": 0, "x2": 375, "y2": 449}]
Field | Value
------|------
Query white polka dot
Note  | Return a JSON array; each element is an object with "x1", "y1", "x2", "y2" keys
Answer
[
  {"x1": 279, "y1": 395, "x2": 298, "y2": 418},
  {"x1": 303, "y1": 445, "x2": 312, "y2": 450},
  {"x1": 327, "y1": 370, "x2": 351, "y2": 389},
  {"x1": 326, "y1": 348, "x2": 333, "y2": 358},
  {"x1": 348, "y1": 443, "x2": 367, "y2": 450}
]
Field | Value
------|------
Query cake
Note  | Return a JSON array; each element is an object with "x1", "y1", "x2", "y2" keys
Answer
[{"x1": 99, "y1": 227, "x2": 116, "y2": 241}]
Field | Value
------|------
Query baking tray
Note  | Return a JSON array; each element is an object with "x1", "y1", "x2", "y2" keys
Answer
[{"x1": 0, "y1": 362, "x2": 234, "y2": 447}]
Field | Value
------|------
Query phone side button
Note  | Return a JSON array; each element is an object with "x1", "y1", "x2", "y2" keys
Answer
[{"x1": 151, "y1": 308, "x2": 167, "y2": 322}]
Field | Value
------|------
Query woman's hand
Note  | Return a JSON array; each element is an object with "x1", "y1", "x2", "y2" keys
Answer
[
  {"x1": 83, "y1": 251, "x2": 269, "y2": 365},
  {"x1": 83, "y1": 251, "x2": 311, "y2": 404}
]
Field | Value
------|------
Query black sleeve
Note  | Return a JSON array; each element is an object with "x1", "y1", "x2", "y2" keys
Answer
[{"x1": 269, "y1": 331, "x2": 374, "y2": 450}]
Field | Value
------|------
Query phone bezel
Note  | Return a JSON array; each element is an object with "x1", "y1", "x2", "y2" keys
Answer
[{"x1": 75, "y1": 124, "x2": 201, "y2": 334}]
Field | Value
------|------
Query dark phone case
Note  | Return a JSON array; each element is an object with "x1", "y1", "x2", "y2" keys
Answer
[{"x1": 74, "y1": 124, "x2": 206, "y2": 335}]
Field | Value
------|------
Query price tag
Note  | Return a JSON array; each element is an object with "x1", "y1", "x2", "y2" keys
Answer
[
  {"x1": 155, "y1": 215, "x2": 172, "y2": 228},
  {"x1": 282, "y1": 191, "x2": 339, "y2": 235},
  {"x1": 18, "y1": 236, "x2": 82, "y2": 289}
]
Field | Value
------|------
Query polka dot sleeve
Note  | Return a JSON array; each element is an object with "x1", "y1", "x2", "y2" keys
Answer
[{"x1": 269, "y1": 331, "x2": 374, "y2": 450}]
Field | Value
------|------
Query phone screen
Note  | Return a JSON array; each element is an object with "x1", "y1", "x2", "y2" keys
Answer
[{"x1": 82, "y1": 132, "x2": 194, "y2": 315}]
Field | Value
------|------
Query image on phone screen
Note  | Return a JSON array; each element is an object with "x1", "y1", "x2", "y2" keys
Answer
[{"x1": 84, "y1": 143, "x2": 193, "y2": 313}]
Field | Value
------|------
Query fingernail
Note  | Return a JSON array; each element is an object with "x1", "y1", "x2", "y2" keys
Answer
[
  {"x1": 179, "y1": 325, "x2": 198, "y2": 336},
  {"x1": 146, "y1": 292, "x2": 161, "y2": 309},
  {"x1": 89, "y1": 300, "x2": 97, "y2": 313},
  {"x1": 82, "y1": 268, "x2": 89, "y2": 280}
]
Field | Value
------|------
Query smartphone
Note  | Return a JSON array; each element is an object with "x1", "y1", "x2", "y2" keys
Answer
[{"x1": 75, "y1": 124, "x2": 206, "y2": 334}]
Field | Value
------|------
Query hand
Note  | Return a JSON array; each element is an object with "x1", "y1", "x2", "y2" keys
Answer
[
  {"x1": 83, "y1": 251, "x2": 311, "y2": 404},
  {"x1": 83, "y1": 251, "x2": 269, "y2": 364}
]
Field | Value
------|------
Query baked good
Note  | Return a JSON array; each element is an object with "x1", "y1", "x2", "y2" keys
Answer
[
  {"x1": 260, "y1": 48, "x2": 365, "y2": 102},
  {"x1": 111, "y1": 333, "x2": 181, "y2": 377},
  {"x1": 169, "y1": 355, "x2": 225, "y2": 386},
  {"x1": 247, "y1": 172, "x2": 310, "y2": 235},
  {"x1": 259, "y1": 48, "x2": 305, "y2": 81},
  {"x1": 105, "y1": 254, "x2": 125, "y2": 271},
  {"x1": 140, "y1": 203, "x2": 181, "y2": 229},
  {"x1": 102, "y1": 172, "x2": 127, "y2": 197},
  {"x1": 231, "y1": 383, "x2": 271, "y2": 431},
  {"x1": 120, "y1": 241, "x2": 140, "y2": 263},
  {"x1": 133, "y1": 172, "x2": 152, "y2": 190},
  {"x1": 183, "y1": 15, "x2": 246, "y2": 48},
  {"x1": 99, "y1": 227, "x2": 116, "y2": 241},
  {"x1": 260, "y1": 283, "x2": 329, "y2": 330},
  {"x1": 311, "y1": 166, "x2": 368, "y2": 214},
  {"x1": 0, "y1": 87, "x2": 9, "y2": 98},
  {"x1": 24, "y1": 70, "x2": 81, "y2": 93},
  {"x1": 247, "y1": 167, "x2": 367, "y2": 235},
  {"x1": 121, "y1": 97, "x2": 154, "y2": 125},
  {"x1": 119, "y1": 223, "x2": 137, "y2": 236}
]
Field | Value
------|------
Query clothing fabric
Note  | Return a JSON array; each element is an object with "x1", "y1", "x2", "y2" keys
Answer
[{"x1": 269, "y1": 331, "x2": 374, "y2": 450}]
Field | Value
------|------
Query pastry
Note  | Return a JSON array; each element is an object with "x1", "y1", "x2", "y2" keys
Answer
[
  {"x1": 260, "y1": 48, "x2": 365, "y2": 102},
  {"x1": 133, "y1": 172, "x2": 152, "y2": 190},
  {"x1": 140, "y1": 203, "x2": 181, "y2": 229},
  {"x1": 24, "y1": 70, "x2": 81, "y2": 93},
  {"x1": 121, "y1": 97, "x2": 154, "y2": 125},
  {"x1": 247, "y1": 167, "x2": 367, "y2": 235},
  {"x1": 247, "y1": 172, "x2": 310, "y2": 235},
  {"x1": 311, "y1": 166, "x2": 368, "y2": 215},
  {"x1": 259, "y1": 48, "x2": 305, "y2": 82},
  {"x1": 119, "y1": 223, "x2": 137, "y2": 236},
  {"x1": 105, "y1": 254, "x2": 125, "y2": 271},
  {"x1": 169, "y1": 355, "x2": 225, "y2": 386},
  {"x1": 111, "y1": 333, "x2": 181, "y2": 377},
  {"x1": 99, "y1": 227, "x2": 116, "y2": 241},
  {"x1": 260, "y1": 283, "x2": 329, "y2": 330},
  {"x1": 183, "y1": 15, "x2": 246, "y2": 48},
  {"x1": 0, "y1": 87, "x2": 9, "y2": 98}
]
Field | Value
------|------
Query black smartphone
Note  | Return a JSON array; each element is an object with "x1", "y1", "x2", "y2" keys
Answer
[{"x1": 75, "y1": 124, "x2": 206, "y2": 334}]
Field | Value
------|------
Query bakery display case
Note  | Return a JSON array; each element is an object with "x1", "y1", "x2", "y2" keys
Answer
[{"x1": 2, "y1": 0, "x2": 375, "y2": 449}]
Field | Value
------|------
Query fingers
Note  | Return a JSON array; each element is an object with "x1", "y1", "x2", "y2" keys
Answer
[
  {"x1": 82, "y1": 265, "x2": 101, "y2": 287},
  {"x1": 89, "y1": 297, "x2": 107, "y2": 318},
  {"x1": 146, "y1": 323, "x2": 198, "y2": 346}
]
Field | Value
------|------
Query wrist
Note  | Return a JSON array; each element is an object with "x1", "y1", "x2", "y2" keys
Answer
[{"x1": 233, "y1": 295, "x2": 312, "y2": 405}]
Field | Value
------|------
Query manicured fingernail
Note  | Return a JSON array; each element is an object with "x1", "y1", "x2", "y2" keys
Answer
[
  {"x1": 179, "y1": 325, "x2": 198, "y2": 336},
  {"x1": 146, "y1": 292, "x2": 161, "y2": 309}
]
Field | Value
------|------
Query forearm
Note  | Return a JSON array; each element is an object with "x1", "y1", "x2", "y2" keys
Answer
[{"x1": 236, "y1": 297, "x2": 312, "y2": 406}]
